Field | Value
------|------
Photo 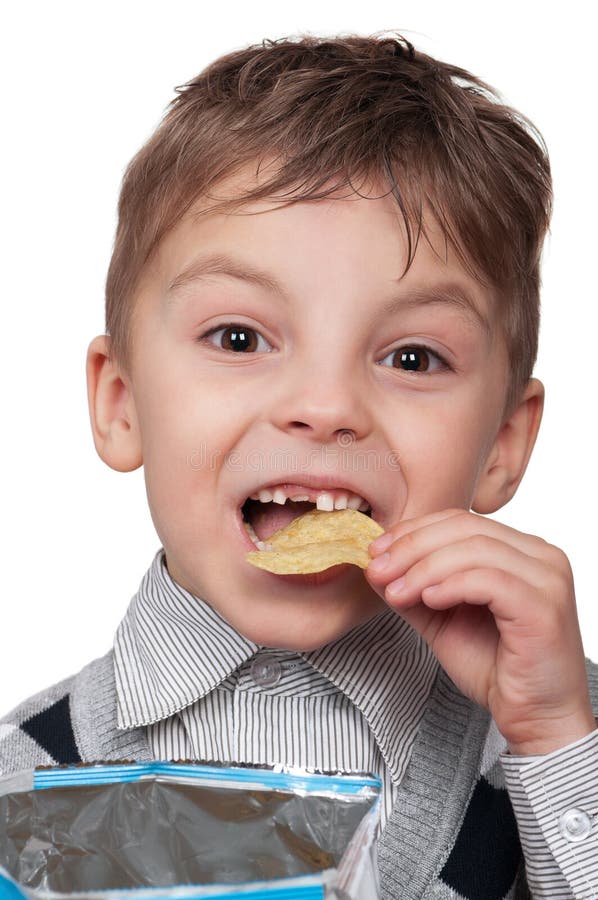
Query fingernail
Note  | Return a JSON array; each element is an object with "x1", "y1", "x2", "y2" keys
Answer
[
  {"x1": 368, "y1": 552, "x2": 390, "y2": 573},
  {"x1": 370, "y1": 532, "x2": 393, "y2": 554},
  {"x1": 386, "y1": 577, "x2": 406, "y2": 599}
]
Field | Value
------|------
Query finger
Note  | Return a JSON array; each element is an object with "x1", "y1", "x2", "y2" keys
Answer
[
  {"x1": 368, "y1": 508, "x2": 561, "y2": 571},
  {"x1": 417, "y1": 567, "x2": 540, "y2": 623},
  {"x1": 414, "y1": 568, "x2": 584, "y2": 671},
  {"x1": 416, "y1": 569, "x2": 578, "y2": 654},
  {"x1": 368, "y1": 535, "x2": 560, "y2": 608},
  {"x1": 369, "y1": 507, "x2": 464, "y2": 555}
]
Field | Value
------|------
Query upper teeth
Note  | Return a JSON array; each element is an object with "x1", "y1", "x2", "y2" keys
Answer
[{"x1": 249, "y1": 486, "x2": 370, "y2": 512}]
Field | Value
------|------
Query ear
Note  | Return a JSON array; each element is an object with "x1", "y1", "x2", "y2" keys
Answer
[
  {"x1": 86, "y1": 335, "x2": 142, "y2": 472},
  {"x1": 472, "y1": 377, "x2": 544, "y2": 514}
]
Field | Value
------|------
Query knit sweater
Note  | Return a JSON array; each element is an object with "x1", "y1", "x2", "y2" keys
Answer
[{"x1": 1, "y1": 651, "x2": 598, "y2": 900}]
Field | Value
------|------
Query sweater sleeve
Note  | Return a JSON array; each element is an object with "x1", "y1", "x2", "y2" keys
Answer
[
  {"x1": 501, "y1": 728, "x2": 598, "y2": 900},
  {"x1": 0, "y1": 673, "x2": 80, "y2": 776}
]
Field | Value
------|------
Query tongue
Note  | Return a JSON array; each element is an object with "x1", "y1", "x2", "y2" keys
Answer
[{"x1": 250, "y1": 500, "x2": 316, "y2": 541}]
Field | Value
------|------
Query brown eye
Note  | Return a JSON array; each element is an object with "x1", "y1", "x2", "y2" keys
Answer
[
  {"x1": 200, "y1": 324, "x2": 272, "y2": 353},
  {"x1": 379, "y1": 344, "x2": 450, "y2": 374},
  {"x1": 220, "y1": 326, "x2": 257, "y2": 352},
  {"x1": 396, "y1": 347, "x2": 430, "y2": 372}
]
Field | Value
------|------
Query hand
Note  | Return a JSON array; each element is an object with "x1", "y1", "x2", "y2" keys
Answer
[{"x1": 366, "y1": 508, "x2": 596, "y2": 755}]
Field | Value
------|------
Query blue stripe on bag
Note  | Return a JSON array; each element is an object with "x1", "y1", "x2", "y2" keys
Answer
[
  {"x1": 0, "y1": 867, "x2": 326, "y2": 900},
  {"x1": 33, "y1": 761, "x2": 381, "y2": 796}
]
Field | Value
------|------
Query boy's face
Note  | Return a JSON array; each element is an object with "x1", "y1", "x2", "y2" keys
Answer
[{"x1": 117, "y1": 169, "x2": 513, "y2": 650}]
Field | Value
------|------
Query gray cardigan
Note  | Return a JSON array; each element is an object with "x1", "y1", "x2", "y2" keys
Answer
[{"x1": 2, "y1": 650, "x2": 598, "y2": 899}]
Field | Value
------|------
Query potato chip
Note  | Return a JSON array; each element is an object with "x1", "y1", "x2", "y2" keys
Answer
[{"x1": 246, "y1": 508, "x2": 384, "y2": 574}]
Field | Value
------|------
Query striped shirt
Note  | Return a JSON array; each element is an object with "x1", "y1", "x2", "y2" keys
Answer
[
  {"x1": 113, "y1": 549, "x2": 598, "y2": 895},
  {"x1": 114, "y1": 548, "x2": 438, "y2": 831}
]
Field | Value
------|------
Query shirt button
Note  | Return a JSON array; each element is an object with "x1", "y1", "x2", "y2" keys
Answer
[
  {"x1": 250, "y1": 655, "x2": 283, "y2": 687},
  {"x1": 558, "y1": 808, "x2": 593, "y2": 842}
]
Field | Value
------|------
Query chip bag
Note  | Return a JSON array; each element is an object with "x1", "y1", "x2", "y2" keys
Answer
[{"x1": 0, "y1": 760, "x2": 382, "y2": 899}]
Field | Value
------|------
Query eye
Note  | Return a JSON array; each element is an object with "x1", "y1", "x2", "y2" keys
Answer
[
  {"x1": 198, "y1": 323, "x2": 273, "y2": 353},
  {"x1": 379, "y1": 343, "x2": 451, "y2": 373}
]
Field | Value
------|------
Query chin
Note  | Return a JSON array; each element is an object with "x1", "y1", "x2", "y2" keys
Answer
[{"x1": 231, "y1": 596, "x2": 384, "y2": 651}]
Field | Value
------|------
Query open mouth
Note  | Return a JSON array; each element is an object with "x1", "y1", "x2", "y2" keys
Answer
[{"x1": 241, "y1": 486, "x2": 373, "y2": 548}]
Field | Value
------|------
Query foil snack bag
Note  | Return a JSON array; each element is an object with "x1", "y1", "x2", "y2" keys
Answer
[{"x1": 0, "y1": 760, "x2": 381, "y2": 899}]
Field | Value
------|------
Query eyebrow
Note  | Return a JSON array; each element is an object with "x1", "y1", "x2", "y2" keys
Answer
[
  {"x1": 168, "y1": 253, "x2": 284, "y2": 296},
  {"x1": 378, "y1": 284, "x2": 491, "y2": 338},
  {"x1": 167, "y1": 251, "x2": 491, "y2": 337}
]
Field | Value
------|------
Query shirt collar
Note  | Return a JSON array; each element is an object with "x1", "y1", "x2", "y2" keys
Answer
[
  {"x1": 114, "y1": 548, "x2": 259, "y2": 729},
  {"x1": 303, "y1": 616, "x2": 438, "y2": 782},
  {"x1": 114, "y1": 548, "x2": 438, "y2": 783}
]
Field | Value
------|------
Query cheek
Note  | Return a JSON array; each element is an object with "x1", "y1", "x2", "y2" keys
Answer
[
  {"x1": 392, "y1": 400, "x2": 496, "y2": 509},
  {"x1": 136, "y1": 367, "x2": 252, "y2": 533}
]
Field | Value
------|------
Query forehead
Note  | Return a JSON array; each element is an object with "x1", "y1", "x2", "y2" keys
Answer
[
  {"x1": 166, "y1": 247, "x2": 492, "y2": 341},
  {"x1": 142, "y1": 163, "x2": 498, "y2": 342}
]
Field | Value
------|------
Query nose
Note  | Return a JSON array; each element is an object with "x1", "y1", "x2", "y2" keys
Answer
[{"x1": 271, "y1": 359, "x2": 373, "y2": 445}]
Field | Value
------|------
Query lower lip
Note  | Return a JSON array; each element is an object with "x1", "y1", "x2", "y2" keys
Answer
[{"x1": 236, "y1": 509, "x2": 354, "y2": 586}]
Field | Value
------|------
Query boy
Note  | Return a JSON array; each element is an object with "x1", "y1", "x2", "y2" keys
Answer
[{"x1": 1, "y1": 31, "x2": 597, "y2": 899}]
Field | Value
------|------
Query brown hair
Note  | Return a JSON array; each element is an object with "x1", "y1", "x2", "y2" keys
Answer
[{"x1": 105, "y1": 31, "x2": 552, "y2": 418}]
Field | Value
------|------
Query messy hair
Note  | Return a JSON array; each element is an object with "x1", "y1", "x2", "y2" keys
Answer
[{"x1": 105, "y1": 32, "x2": 552, "y2": 418}]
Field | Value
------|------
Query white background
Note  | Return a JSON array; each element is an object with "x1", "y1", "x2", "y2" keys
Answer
[{"x1": 0, "y1": 1, "x2": 595, "y2": 713}]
